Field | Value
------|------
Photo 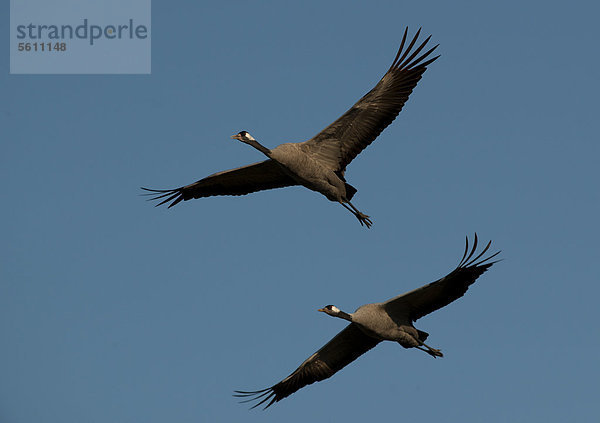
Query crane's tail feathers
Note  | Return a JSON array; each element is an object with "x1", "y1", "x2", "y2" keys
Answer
[
  {"x1": 140, "y1": 187, "x2": 184, "y2": 208},
  {"x1": 345, "y1": 183, "x2": 357, "y2": 201},
  {"x1": 234, "y1": 388, "x2": 277, "y2": 410}
]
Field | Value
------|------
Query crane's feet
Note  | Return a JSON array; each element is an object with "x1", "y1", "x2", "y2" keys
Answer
[
  {"x1": 340, "y1": 201, "x2": 373, "y2": 228},
  {"x1": 426, "y1": 347, "x2": 443, "y2": 358},
  {"x1": 417, "y1": 344, "x2": 444, "y2": 358},
  {"x1": 355, "y1": 212, "x2": 373, "y2": 229}
]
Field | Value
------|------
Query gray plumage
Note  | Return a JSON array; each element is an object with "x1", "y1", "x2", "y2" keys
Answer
[
  {"x1": 235, "y1": 234, "x2": 500, "y2": 409},
  {"x1": 142, "y1": 28, "x2": 439, "y2": 228}
]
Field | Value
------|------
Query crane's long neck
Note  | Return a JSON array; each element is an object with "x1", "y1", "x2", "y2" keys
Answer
[
  {"x1": 335, "y1": 310, "x2": 354, "y2": 322},
  {"x1": 246, "y1": 139, "x2": 271, "y2": 157}
]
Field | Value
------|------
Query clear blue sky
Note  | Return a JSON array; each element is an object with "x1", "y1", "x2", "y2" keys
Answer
[{"x1": 2, "y1": 1, "x2": 599, "y2": 422}]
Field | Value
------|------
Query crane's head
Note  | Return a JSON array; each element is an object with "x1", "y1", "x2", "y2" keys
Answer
[
  {"x1": 318, "y1": 305, "x2": 341, "y2": 317},
  {"x1": 231, "y1": 130, "x2": 256, "y2": 143}
]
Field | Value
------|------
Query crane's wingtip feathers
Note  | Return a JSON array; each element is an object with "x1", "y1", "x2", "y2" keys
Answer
[
  {"x1": 140, "y1": 186, "x2": 183, "y2": 208},
  {"x1": 234, "y1": 388, "x2": 277, "y2": 410},
  {"x1": 420, "y1": 54, "x2": 440, "y2": 68},
  {"x1": 456, "y1": 234, "x2": 500, "y2": 270},
  {"x1": 387, "y1": 27, "x2": 438, "y2": 72},
  {"x1": 233, "y1": 388, "x2": 270, "y2": 396}
]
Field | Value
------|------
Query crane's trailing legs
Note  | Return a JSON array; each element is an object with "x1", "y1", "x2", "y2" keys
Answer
[
  {"x1": 416, "y1": 343, "x2": 444, "y2": 358},
  {"x1": 340, "y1": 201, "x2": 373, "y2": 228}
]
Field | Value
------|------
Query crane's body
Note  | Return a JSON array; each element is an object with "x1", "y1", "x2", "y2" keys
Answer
[
  {"x1": 268, "y1": 143, "x2": 351, "y2": 203},
  {"x1": 351, "y1": 303, "x2": 426, "y2": 350}
]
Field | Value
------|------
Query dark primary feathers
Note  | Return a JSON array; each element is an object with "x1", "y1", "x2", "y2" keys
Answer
[
  {"x1": 142, "y1": 27, "x2": 438, "y2": 210},
  {"x1": 234, "y1": 324, "x2": 380, "y2": 409},
  {"x1": 383, "y1": 234, "x2": 501, "y2": 322},
  {"x1": 303, "y1": 27, "x2": 439, "y2": 173},
  {"x1": 141, "y1": 160, "x2": 297, "y2": 208},
  {"x1": 236, "y1": 234, "x2": 500, "y2": 409}
]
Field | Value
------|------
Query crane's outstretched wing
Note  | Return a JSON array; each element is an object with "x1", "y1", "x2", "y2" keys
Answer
[
  {"x1": 235, "y1": 323, "x2": 380, "y2": 409},
  {"x1": 302, "y1": 27, "x2": 439, "y2": 173},
  {"x1": 383, "y1": 234, "x2": 501, "y2": 322},
  {"x1": 141, "y1": 159, "x2": 298, "y2": 208}
]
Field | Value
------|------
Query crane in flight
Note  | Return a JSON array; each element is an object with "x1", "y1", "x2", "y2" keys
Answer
[{"x1": 143, "y1": 28, "x2": 439, "y2": 227}]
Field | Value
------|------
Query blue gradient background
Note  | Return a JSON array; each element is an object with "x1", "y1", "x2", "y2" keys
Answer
[{"x1": 1, "y1": 1, "x2": 599, "y2": 422}]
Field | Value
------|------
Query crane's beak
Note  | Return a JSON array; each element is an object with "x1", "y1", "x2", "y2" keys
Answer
[
  {"x1": 230, "y1": 134, "x2": 240, "y2": 140},
  {"x1": 317, "y1": 308, "x2": 326, "y2": 313}
]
